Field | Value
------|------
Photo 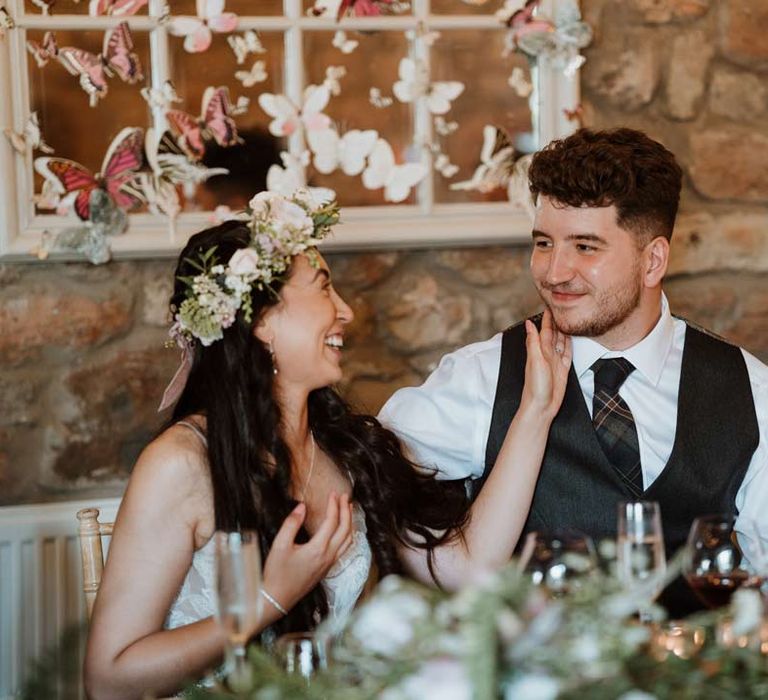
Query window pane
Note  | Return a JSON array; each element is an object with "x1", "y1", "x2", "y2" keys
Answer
[
  {"x1": 429, "y1": 0, "x2": 502, "y2": 15},
  {"x1": 430, "y1": 29, "x2": 533, "y2": 203},
  {"x1": 27, "y1": 28, "x2": 151, "y2": 212},
  {"x1": 301, "y1": 0, "x2": 412, "y2": 17},
  {"x1": 172, "y1": 0, "x2": 284, "y2": 16},
  {"x1": 168, "y1": 31, "x2": 284, "y2": 210},
  {"x1": 303, "y1": 30, "x2": 416, "y2": 206}
]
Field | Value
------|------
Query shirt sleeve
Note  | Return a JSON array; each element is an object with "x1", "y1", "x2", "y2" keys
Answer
[
  {"x1": 734, "y1": 349, "x2": 768, "y2": 569},
  {"x1": 377, "y1": 334, "x2": 503, "y2": 481}
]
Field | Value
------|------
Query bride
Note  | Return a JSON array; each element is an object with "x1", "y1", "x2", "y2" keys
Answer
[{"x1": 84, "y1": 191, "x2": 571, "y2": 700}]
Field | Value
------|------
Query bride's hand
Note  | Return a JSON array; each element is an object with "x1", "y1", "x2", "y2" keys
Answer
[
  {"x1": 520, "y1": 309, "x2": 572, "y2": 420},
  {"x1": 260, "y1": 492, "x2": 353, "y2": 621}
]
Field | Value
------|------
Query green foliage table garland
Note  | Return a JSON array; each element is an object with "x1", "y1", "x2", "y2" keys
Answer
[{"x1": 182, "y1": 561, "x2": 768, "y2": 700}]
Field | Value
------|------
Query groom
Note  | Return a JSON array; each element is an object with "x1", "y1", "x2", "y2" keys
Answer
[{"x1": 379, "y1": 128, "x2": 768, "y2": 617}]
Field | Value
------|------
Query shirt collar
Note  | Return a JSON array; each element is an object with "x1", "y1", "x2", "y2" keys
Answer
[{"x1": 571, "y1": 293, "x2": 675, "y2": 386}]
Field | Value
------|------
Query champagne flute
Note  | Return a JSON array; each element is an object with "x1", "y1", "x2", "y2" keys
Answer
[
  {"x1": 215, "y1": 530, "x2": 262, "y2": 689},
  {"x1": 683, "y1": 514, "x2": 762, "y2": 609},
  {"x1": 518, "y1": 528, "x2": 598, "y2": 595},
  {"x1": 275, "y1": 632, "x2": 328, "y2": 682},
  {"x1": 617, "y1": 501, "x2": 666, "y2": 620}
]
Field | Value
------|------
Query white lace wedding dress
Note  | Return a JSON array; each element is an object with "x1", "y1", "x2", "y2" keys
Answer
[{"x1": 164, "y1": 421, "x2": 373, "y2": 677}]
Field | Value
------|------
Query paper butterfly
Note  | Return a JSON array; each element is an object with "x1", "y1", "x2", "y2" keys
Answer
[
  {"x1": 434, "y1": 116, "x2": 458, "y2": 136},
  {"x1": 307, "y1": 128, "x2": 378, "y2": 176},
  {"x1": 141, "y1": 80, "x2": 181, "y2": 110},
  {"x1": 169, "y1": 0, "x2": 238, "y2": 54},
  {"x1": 0, "y1": 7, "x2": 15, "y2": 37},
  {"x1": 29, "y1": 0, "x2": 55, "y2": 15},
  {"x1": 55, "y1": 22, "x2": 144, "y2": 107},
  {"x1": 26, "y1": 31, "x2": 58, "y2": 68},
  {"x1": 323, "y1": 66, "x2": 346, "y2": 96},
  {"x1": 362, "y1": 138, "x2": 427, "y2": 203},
  {"x1": 369, "y1": 87, "x2": 393, "y2": 109},
  {"x1": 312, "y1": 0, "x2": 402, "y2": 21},
  {"x1": 234, "y1": 60, "x2": 267, "y2": 87},
  {"x1": 508, "y1": 66, "x2": 533, "y2": 97},
  {"x1": 4, "y1": 112, "x2": 54, "y2": 155},
  {"x1": 227, "y1": 30, "x2": 265, "y2": 65},
  {"x1": 434, "y1": 153, "x2": 458, "y2": 178},
  {"x1": 331, "y1": 30, "x2": 358, "y2": 54},
  {"x1": 89, "y1": 0, "x2": 147, "y2": 16},
  {"x1": 451, "y1": 125, "x2": 515, "y2": 193},
  {"x1": 34, "y1": 126, "x2": 145, "y2": 220},
  {"x1": 258, "y1": 84, "x2": 331, "y2": 138},
  {"x1": 404, "y1": 26, "x2": 440, "y2": 46},
  {"x1": 266, "y1": 150, "x2": 336, "y2": 204},
  {"x1": 166, "y1": 86, "x2": 241, "y2": 161},
  {"x1": 393, "y1": 58, "x2": 464, "y2": 115}
]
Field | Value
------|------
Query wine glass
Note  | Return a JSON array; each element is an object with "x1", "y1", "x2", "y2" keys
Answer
[
  {"x1": 518, "y1": 528, "x2": 598, "y2": 595},
  {"x1": 275, "y1": 632, "x2": 328, "y2": 682},
  {"x1": 683, "y1": 514, "x2": 763, "y2": 609},
  {"x1": 215, "y1": 530, "x2": 262, "y2": 689},
  {"x1": 616, "y1": 501, "x2": 666, "y2": 620}
]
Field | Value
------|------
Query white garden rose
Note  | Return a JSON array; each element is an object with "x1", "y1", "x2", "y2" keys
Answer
[
  {"x1": 228, "y1": 247, "x2": 261, "y2": 276},
  {"x1": 248, "y1": 190, "x2": 280, "y2": 216},
  {"x1": 270, "y1": 197, "x2": 314, "y2": 236}
]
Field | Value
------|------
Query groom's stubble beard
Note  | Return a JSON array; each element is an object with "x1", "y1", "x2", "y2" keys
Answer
[{"x1": 537, "y1": 263, "x2": 644, "y2": 339}]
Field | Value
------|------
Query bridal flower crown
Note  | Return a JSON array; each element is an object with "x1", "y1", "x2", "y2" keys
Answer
[{"x1": 172, "y1": 190, "x2": 340, "y2": 348}]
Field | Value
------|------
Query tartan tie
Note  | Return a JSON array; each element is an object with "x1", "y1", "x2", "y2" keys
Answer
[{"x1": 591, "y1": 358, "x2": 644, "y2": 497}]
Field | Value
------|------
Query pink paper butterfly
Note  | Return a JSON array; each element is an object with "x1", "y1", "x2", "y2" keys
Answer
[
  {"x1": 26, "y1": 32, "x2": 59, "y2": 68},
  {"x1": 89, "y1": 0, "x2": 148, "y2": 16},
  {"x1": 34, "y1": 127, "x2": 145, "y2": 220},
  {"x1": 506, "y1": 0, "x2": 552, "y2": 43},
  {"x1": 169, "y1": 0, "x2": 238, "y2": 54},
  {"x1": 55, "y1": 22, "x2": 144, "y2": 107},
  {"x1": 166, "y1": 86, "x2": 241, "y2": 161}
]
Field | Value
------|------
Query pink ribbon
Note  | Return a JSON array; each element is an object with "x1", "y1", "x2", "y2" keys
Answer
[{"x1": 158, "y1": 325, "x2": 193, "y2": 412}]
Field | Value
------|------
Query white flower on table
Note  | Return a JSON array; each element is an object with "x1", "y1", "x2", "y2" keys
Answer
[
  {"x1": 504, "y1": 673, "x2": 560, "y2": 700},
  {"x1": 350, "y1": 578, "x2": 430, "y2": 657},
  {"x1": 381, "y1": 658, "x2": 472, "y2": 700}
]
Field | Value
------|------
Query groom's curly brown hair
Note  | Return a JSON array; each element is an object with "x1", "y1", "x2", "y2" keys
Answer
[{"x1": 528, "y1": 128, "x2": 683, "y2": 243}]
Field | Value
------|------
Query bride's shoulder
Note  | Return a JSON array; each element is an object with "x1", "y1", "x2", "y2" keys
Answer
[{"x1": 128, "y1": 417, "x2": 211, "y2": 502}]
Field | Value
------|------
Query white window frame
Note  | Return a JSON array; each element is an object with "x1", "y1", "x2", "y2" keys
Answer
[{"x1": 0, "y1": 0, "x2": 580, "y2": 261}]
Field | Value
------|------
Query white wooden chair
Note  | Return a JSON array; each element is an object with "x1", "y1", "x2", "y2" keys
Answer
[{"x1": 76, "y1": 507, "x2": 114, "y2": 619}]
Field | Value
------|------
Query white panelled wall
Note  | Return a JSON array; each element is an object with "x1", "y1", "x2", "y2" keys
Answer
[{"x1": 0, "y1": 498, "x2": 120, "y2": 700}]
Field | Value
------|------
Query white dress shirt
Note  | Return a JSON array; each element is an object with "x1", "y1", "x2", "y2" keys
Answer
[{"x1": 379, "y1": 294, "x2": 768, "y2": 558}]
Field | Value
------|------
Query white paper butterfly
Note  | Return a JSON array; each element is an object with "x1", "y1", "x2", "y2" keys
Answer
[
  {"x1": 508, "y1": 66, "x2": 533, "y2": 97},
  {"x1": 140, "y1": 80, "x2": 181, "y2": 110},
  {"x1": 434, "y1": 116, "x2": 458, "y2": 136},
  {"x1": 307, "y1": 127, "x2": 379, "y2": 176},
  {"x1": 4, "y1": 112, "x2": 54, "y2": 154},
  {"x1": 434, "y1": 153, "x2": 459, "y2": 178},
  {"x1": 393, "y1": 58, "x2": 464, "y2": 115},
  {"x1": 369, "y1": 87, "x2": 393, "y2": 109},
  {"x1": 323, "y1": 65, "x2": 347, "y2": 96},
  {"x1": 168, "y1": 0, "x2": 238, "y2": 54},
  {"x1": 404, "y1": 26, "x2": 441, "y2": 46},
  {"x1": 267, "y1": 150, "x2": 336, "y2": 203},
  {"x1": 362, "y1": 138, "x2": 427, "y2": 203},
  {"x1": 0, "y1": 7, "x2": 16, "y2": 36},
  {"x1": 227, "y1": 30, "x2": 266, "y2": 64},
  {"x1": 235, "y1": 61, "x2": 267, "y2": 87},
  {"x1": 332, "y1": 30, "x2": 358, "y2": 54},
  {"x1": 258, "y1": 84, "x2": 332, "y2": 137},
  {"x1": 451, "y1": 125, "x2": 515, "y2": 193}
]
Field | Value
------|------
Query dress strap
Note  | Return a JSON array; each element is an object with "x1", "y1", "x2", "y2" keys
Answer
[{"x1": 176, "y1": 419, "x2": 208, "y2": 448}]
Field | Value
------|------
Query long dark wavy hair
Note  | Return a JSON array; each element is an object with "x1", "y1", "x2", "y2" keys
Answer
[{"x1": 169, "y1": 220, "x2": 470, "y2": 637}]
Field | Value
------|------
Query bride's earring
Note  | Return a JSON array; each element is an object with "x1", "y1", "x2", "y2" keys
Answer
[{"x1": 268, "y1": 341, "x2": 278, "y2": 375}]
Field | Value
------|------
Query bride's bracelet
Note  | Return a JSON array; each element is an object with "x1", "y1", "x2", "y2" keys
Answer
[{"x1": 261, "y1": 588, "x2": 288, "y2": 616}]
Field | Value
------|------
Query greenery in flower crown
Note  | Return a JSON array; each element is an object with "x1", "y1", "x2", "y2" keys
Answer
[{"x1": 173, "y1": 190, "x2": 340, "y2": 347}]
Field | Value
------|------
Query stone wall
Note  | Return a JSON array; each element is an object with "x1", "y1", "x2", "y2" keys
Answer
[{"x1": 1, "y1": 0, "x2": 767, "y2": 505}]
